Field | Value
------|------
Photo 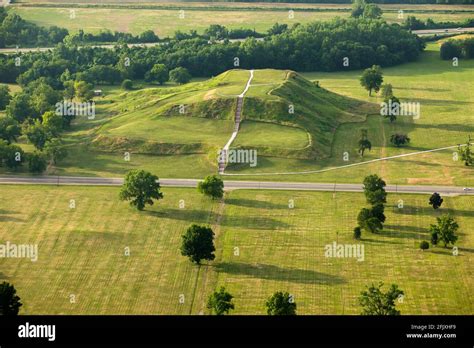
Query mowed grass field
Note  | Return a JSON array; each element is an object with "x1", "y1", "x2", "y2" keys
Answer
[
  {"x1": 0, "y1": 185, "x2": 472, "y2": 314},
  {"x1": 11, "y1": 5, "x2": 474, "y2": 38},
  {"x1": 0, "y1": 185, "x2": 220, "y2": 314}
]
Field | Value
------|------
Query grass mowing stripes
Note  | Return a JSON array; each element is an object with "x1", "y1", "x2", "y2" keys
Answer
[
  {"x1": 0, "y1": 185, "x2": 217, "y2": 314},
  {"x1": 1, "y1": 186, "x2": 472, "y2": 314},
  {"x1": 215, "y1": 190, "x2": 473, "y2": 314}
]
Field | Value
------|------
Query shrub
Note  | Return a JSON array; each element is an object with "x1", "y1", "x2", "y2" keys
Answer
[
  {"x1": 419, "y1": 241, "x2": 429, "y2": 250},
  {"x1": 121, "y1": 79, "x2": 133, "y2": 90},
  {"x1": 440, "y1": 41, "x2": 462, "y2": 60},
  {"x1": 28, "y1": 152, "x2": 47, "y2": 173}
]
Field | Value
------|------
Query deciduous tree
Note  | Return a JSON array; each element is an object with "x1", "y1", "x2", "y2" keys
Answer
[
  {"x1": 28, "y1": 151, "x2": 47, "y2": 173},
  {"x1": 360, "y1": 65, "x2": 383, "y2": 96},
  {"x1": 119, "y1": 170, "x2": 163, "y2": 210},
  {"x1": 207, "y1": 287, "x2": 234, "y2": 315},
  {"x1": 265, "y1": 291, "x2": 297, "y2": 315},
  {"x1": 0, "y1": 84, "x2": 12, "y2": 110},
  {"x1": 180, "y1": 224, "x2": 216, "y2": 264},
  {"x1": 429, "y1": 215, "x2": 459, "y2": 248},
  {"x1": 358, "y1": 129, "x2": 372, "y2": 157},
  {"x1": 169, "y1": 67, "x2": 191, "y2": 85},
  {"x1": 390, "y1": 133, "x2": 410, "y2": 147},
  {"x1": 0, "y1": 116, "x2": 20, "y2": 144},
  {"x1": 363, "y1": 174, "x2": 387, "y2": 205},
  {"x1": 359, "y1": 282, "x2": 403, "y2": 315},
  {"x1": 429, "y1": 192, "x2": 443, "y2": 210},
  {"x1": 198, "y1": 175, "x2": 224, "y2": 199},
  {"x1": 0, "y1": 282, "x2": 22, "y2": 316}
]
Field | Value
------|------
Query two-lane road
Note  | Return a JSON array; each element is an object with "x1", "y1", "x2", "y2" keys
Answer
[{"x1": 0, "y1": 175, "x2": 472, "y2": 196}]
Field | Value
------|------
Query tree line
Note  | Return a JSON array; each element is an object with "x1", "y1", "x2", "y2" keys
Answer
[
  {"x1": 440, "y1": 37, "x2": 474, "y2": 60},
  {"x1": 403, "y1": 15, "x2": 474, "y2": 31},
  {"x1": 0, "y1": 16, "x2": 424, "y2": 85}
]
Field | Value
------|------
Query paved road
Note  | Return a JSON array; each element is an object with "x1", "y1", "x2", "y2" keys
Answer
[
  {"x1": 0, "y1": 38, "x2": 259, "y2": 55},
  {"x1": 412, "y1": 27, "x2": 474, "y2": 36},
  {"x1": 0, "y1": 42, "x2": 161, "y2": 54},
  {"x1": 0, "y1": 175, "x2": 472, "y2": 195}
]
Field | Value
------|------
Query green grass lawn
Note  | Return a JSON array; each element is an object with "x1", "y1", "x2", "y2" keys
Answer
[
  {"x1": 234, "y1": 120, "x2": 310, "y2": 150},
  {"x1": 52, "y1": 146, "x2": 215, "y2": 178},
  {"x1": 11, "y1": 5, "x2": 474, "y2": 38},
  {"x1": 0, "y1": 185, "x2": 472, "y2": 314},
  {"x1": 102, "y1": 116, "x2": 234, "y2": 144}
]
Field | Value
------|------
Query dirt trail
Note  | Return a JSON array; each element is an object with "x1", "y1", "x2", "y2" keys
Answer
[{"x1": 189, "y1": 195, "x2": 226, "y2": 314}]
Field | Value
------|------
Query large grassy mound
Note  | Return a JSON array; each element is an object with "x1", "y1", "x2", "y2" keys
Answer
[{"x1": 90, "y1": 69, "x2": 371, "y2": 165}]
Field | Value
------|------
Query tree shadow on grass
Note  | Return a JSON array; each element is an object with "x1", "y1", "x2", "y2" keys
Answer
[
  {"x1": 392, "y1": 206, "x2": 474, "y2": 217},
  {"x1": 410, "y1": 97, "x2": 474, "y2": 106},
  {"x1": 396, "y1": 87, "x2": 450, "y2": 93},
  {"x1": 413, "y1": 122, "x2": 474, "y2": 133},
  {"x1": 389, "y1": 159, "x2": 443, "y2": 168},
  {"x1": 215, "y1": 262, "x2": 346, "y2": 285},
  {"x1": 144, "y1": 209, "x2": 212, "y2": 224},
  {"x1": 0, "y1": 272, "x2": 8, "y2": 280},
  {"x1": 362, "y1": 238, "x2": 402, "y2": 245},
  {"x1": 146, "y1": 208, "x2": 291, "y2": 229},
  {"x1": 428, "y1": 248, "x2": 456, "y2": 256},
  {"x1": 379, "y1": 225, "x2": 430, "y2": 240},
  {"x1": 220, "y1": 216, "x2": 291, "y2": 230},
  {"x1": 384, "y1": 224, "x2": 429, "y2": 233},
  {"x1": 226, "y1": 198, "x2": 289, "y2": 210},
  {"x1": 458, "y1": 247, "x2": 474, "y2": 254}
]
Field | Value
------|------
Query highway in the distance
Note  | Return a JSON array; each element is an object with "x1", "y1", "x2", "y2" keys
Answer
[{"x1": 0, "y1": 175, "x2": 472, "y2": 196}]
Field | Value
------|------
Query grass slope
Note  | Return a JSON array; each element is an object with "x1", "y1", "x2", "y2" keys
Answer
[
  {"x1": 235, "y1": 70, "x2": 370, "y2": 161},
  {"x1": 0, "y1": 185, "x2": 472, "y2": 314}
]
